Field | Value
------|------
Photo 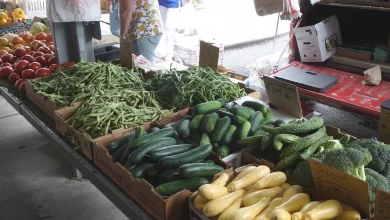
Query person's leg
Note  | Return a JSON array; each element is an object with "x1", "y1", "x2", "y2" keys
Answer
[
  {"x1": 163, "y1": 7, "x2": 180, "y2": 61},
  {"x1": 109, "y1": 0, "x2": 120, "y2": 38},
  {"x1": 132, "y1": 34, "x2": 162, "y2": 62},
  {"x1": 156, "y1": 6, "x2": 168, "y2": 56}
]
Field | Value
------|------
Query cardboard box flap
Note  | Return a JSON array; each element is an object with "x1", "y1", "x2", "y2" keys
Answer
[
  {"x1": 294, "y1": 26, "x2": 318, "y2": 38},
  {"x1": 314, "y1": 15, "x2": 340, "y2": 35}
]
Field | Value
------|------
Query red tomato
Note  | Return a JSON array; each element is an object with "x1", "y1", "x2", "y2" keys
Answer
[
  {"x1": 8, "y1": 72, "x2": 21, "y2": 83},
  {"x1": 1, "y1": 63, "x2": 11, "y2": 67},
  {"x1": 24, "y1": 46, "x2": 32, "y2": 54},
  {"x1": 29, "y1": 62, "x2": 41, "y2": 71},
  {"x1": 43, "y1": 54, "x2": 53, "y2": 61},
  {"x1": 62, "y1": 61, "x2": 75, "y2": 67},
  {"x1": 0, "y1": 66, "x2": 13, "y2": 78},
  {"x1": 34, "y1": 56, "x2": 48, "y2": 67},
  {"x1": 0, "y1": 58, "x2": 3, "y2": 65},
  {"x1": 15, "y1": 78, "x2": 26, "y2": 89},
  {"x1": 15, "y1": 60, "x2": 30, "y2": 73},
  {"x1": 35, "y1": 32, "x2": 47, "y2": 41},
  {"x1": 48, "y1": 45, "x2": 54, "y2": 52},
  {"x1": 19, "y1": 82, "x2": 26, "y2": 94},
  {"x1": 21, "y1": 54, "x2": 34, "y2": 63},
  {"x1": 14, "y1": 48, "x2": 27, "y2": 58},
  {"x1": 48, "y1": 57, "x2": 57, "y2": 66},
  {"x1": 49, "y1": 64, "x2": 60, "y2": 73},
  {"x1": 21, "y1": 69, "x2": 35, "y2": 79},
  {"x1": 46, "y1": 33, "x2": 53, "y2": 43},
  {"x1": 1, "y1": 54, "x2": 13, "y2": 63},
  {"x1": 9, "y1": 56, "x2": 17, "y2": 64},
  {"x1": 32, "y1": 52, "x2": 44, "y2": 58},
  {"x1": 38, "y1": 46, "x2": 51, "y2": 54},
  {"x1": 35, "y1": 68, "x2": 51, "y2": 78}
]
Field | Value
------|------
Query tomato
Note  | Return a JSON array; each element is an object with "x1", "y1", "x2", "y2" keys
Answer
[
  {"x1": 43, "y1": 54, "x2": 53, "y2": 61},
  {"x1": 8, "y1": 72, "x2": 21, "y2": 83},
  {"x1": 19, "y1": 81, "x2": 26, "y2": 94},
  {"x1": 38, "y1": 46, "x2": 51, "y2": 54},
  {"x1": 1, "y1": 53, "x2": 13, "y2": 63},
  {"x1": 1, "y1": 63, "x2": 11, "y2": 67},
  {"x1": 63, "y1": 61, "x2": 75, "y2": 67},
  {"x1": 21, "y1": 54, "x2": 34, "y2": 63},
  {"x1": 48, "y1": 57, "x2": 57, "y2": 66},
  {"x1": 15, "y1": 60, "x2": 30, "y2": 73},
  {"x1": 14, "y1": 47, "x2": 27, "y2": 58},
  {"x1": 9, "y1": 56, "x2": 17, "y2": 64},
  {"x1": 35, "y1": 32, "x2": 47, "y2": 41},
  {"x1": 34, "y1": 56, "x2": 48, "y2": 67},
  {"x1": 29, "y1": 62, "x2": 41, "y2": 71},
  {"x1": 15, "y1": 78, "x2": 26, "y2": 89},
  {"x1": 21, "y1": 69, "x2": 35, "y2": 79},
  {"x1": 35, "y1": 68, "x2": 51, "y2": 78},
  {"x1": 46, "y1": 33, "x2": 53, "y2": 43},
  {"x1": 49, "y1": 64, "x2": 60, "y2": 73},
  {"x1": 24, "y1": 46, "x2": 32, "y2": 54},
  {"x1": 32, "y1": 51, "x2": 44, "y2": 58},
  {"x1": 0, "y1": 66, "x2": 13, "y2": 78}
]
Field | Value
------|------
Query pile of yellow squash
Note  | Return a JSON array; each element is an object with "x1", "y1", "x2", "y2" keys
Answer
[{"x1": 193, "y1": 165, "x2": 362, "y2": 220}]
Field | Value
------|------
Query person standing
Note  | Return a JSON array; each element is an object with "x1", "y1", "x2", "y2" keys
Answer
[
  {"x1": 120, "y1": 0, "x2": 163, "y2": 62},
  {"x1": 109, "y1": 0, "x2": 120, "y2": 38}
]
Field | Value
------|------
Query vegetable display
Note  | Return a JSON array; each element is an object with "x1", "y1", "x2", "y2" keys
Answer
[{"x1": 193, "y1": 165, "x2": 361, "y2": 220}]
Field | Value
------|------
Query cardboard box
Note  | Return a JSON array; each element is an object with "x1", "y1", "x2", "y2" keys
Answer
[
  {"x1": 294, "y1": 15, "x2": 342, "y2": 62},
  {"x1": 93, "y1": 134, "x2": 230, "y2": 220},
  {"x1": 174, "y1": 41, "x2": 224, "y2": 67},
  {"x1": 25, "y1": 79, "x2": 82, "y2": 119},
  {"x1": 54, "y1": 104, "x2": 190, "y2": 161}
]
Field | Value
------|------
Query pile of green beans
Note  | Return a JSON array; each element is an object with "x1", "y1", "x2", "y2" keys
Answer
[{"x1": 145, "y1": 67, "x2": 246, "y2": 109}]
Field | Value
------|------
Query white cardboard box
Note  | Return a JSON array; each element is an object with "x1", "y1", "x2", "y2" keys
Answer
[
  {"x1": 294, "y1": 15, "x2": 342, "y2": 62},
  {"x1": 174, "y1": 41, "x2": 224, "y2": 66}
]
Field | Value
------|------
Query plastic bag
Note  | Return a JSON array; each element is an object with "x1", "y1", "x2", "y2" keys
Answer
[
  {"x1": 280, "y1": 0, "x2": 302, "y2": 20},
  {"x1": 47, "y1": 0, "x2": 100, "y2": 22},
  {"x1": 176, "y1": 3, "x2": 198, "y2": 36}
]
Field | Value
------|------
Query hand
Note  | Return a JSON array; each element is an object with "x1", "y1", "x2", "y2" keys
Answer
[{"x1": 120, "y1": 34, "x2": 127, "y2": 39}]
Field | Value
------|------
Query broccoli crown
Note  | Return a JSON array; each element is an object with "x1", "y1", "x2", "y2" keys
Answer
[
  {"x1": 365, "y1": 168, "x2": 390, "y2": 211},
  {"x1": 312, "y1": 149, "x2": 331, "y2": 161},
  {"x1": 291, "y1": 160, "x2": 314, "y2": 187},
  {"x1": 322, "y1": 147, "x2": 372, "y2": 180},
  {"x1": 323, "y1": 139, "x2": 343, "y2": 150},
  {"x1": 346, "y1": 139, "x2": 390, "y2": 182}
]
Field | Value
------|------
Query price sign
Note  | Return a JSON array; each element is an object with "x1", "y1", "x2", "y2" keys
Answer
[
  {"x1": 379, "y1": 100, "x2": 390, "y2": 144},
  {"x1": 120, "y1": 39, "x2": 133, "y2": 69},
  {"x1": 308, "y1": 159, "x2": 371, "y2": 218},
  {"x1": 375, "y1": 189, "x2": 390, "y2": 219},
  {"x1": 263, "y1": 76, "x2": 302, "y2": 118},
  {"x1": 199, "y1": 40, "x2": 219, "y2": 70}
]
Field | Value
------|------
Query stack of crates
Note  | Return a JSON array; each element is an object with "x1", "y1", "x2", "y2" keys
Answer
[
  {"x1": 374, "y1": 45, "x2": 390, "y2": 63},
  {"x1": 19, "y1": 0, "x2": 46, "y2": 18}
]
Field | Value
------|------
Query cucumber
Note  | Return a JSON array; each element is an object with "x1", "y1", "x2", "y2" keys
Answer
[
  {"x1": 216, "y1": 109, "x2": 235, "y2": 119},
  {"x1": 131, "y1": 127, "x2": 176, "y2": 149},
  {"x1": 125, "y1": 162, "x2": 136, "y2": 171},
  {"x1": 232, "y1": 106, "x2": 255, "y2": 120},
  {"x1": 111, "y1": 143, "x2": 128, "y2": 162},
  {"x1": 237, "y1": 135, "x2": 263, "y2": 145},
  {"x1": 249, "y1": 111, "x2": 264, "y2": 134},
  {"x1": 217, "y1": 146, "x2": 230, "y2": 158},
  {"x1": 155, "y1": 177, "x2": 209, "y2": 196},
  {"x1": 272, "y1": 135, "x2": 283, "y2": 151},
  {"x1": 119, "y1": 142, "x2": 134, "y2": 165},
  {"x1": 212, "y1": 143, "x2": 219, "y2": 150},
  {"x1": 147, "y1": 165, "x2": 163, "y2": 178},
  {"x1": 150, "y1": 127, "x2": 160, "y2": 133},
  {"x1": 263, "y1": 109, "x2": 272, "y2": 118},
  {"x1": 218, "y1": 99, "x2": 226, "y2": 107},
  {"x1": 205, "y1": 113, "x2": 219, "y2": 134},
  {"x1": 220, "y1": 125, "x2": 237, "y2": 145},
  {"x1": 158, "y1": 168, "x2": 178, "y2": 183},
  {"x1": 260, "y1": 117, "x2": 274, "y2": 126},
  {"x1": 166, "y1": 173, "x2": 181, "y2": 182},
  {"x1": 273, "y1": 119, "x2": 286, "y2": 127},
  {"x1": 233, "y1": 115, "x2": 247, "y2": 126},
  {"x1": 199, "y1": 114, "x2": 211, "y2": 134},
  {"x1": 300, "y1": 135, "x2": 333, "y2": 160},
  {"x1": 200, "y1": 133, "x2": 211, "y2": 145},
  {"x1": 236, "y1": 121, "x2": 251, "y2": 141},
  {"x1": 178, "y1": 119, "x2": 191, "y2": 139},
  {"x1": 159, "y1": 144, "x2": 213, "y2": 168},
  {"x1": 132, "y1": 163, "x2": 155, "y2": 179},
  {"x1": 279, "y1": 127, "x2": 326, "y2": 158},
  {"x1": 176, "y1": 138, "x2": 185, "y2": 144},
  {"x1": 224, "y1": 103, "x2": 233, "y2": 112},
  {"x1": 262, "y1": 117, "x2": 324, "y2": 135},
  {"x1": 190, "y1": 114, "x2": 204, "y2": 132},
  {"x1": 128, "y1": 137, "x2": 177, "y2": 165},
  {"x1": 260, "y1": 132, "x2": 274, "y2": 151},
  {"x1": 199, "y1": 160, "x2": 215, "y2": 164},
  {"x1": 211, "y1": 116, "x2": 231, "y2": 143},
  {"x1": 149, "y1": 144, "x2": 196, "y2": 162},
  {"x1": 242, "y1": 101, "x2": 268, "y2": 114},
  {"x1": 193, "y1": 101, "x2": 222, "y2": 115},
  {"x1": 190, "y1": 133, "x2": 202, "y2": 143},
  {"x1": 253, "y1": 129, "x2": 266, "y2": 136},
  {"x1": 178, "y1": 163, "x2": 224, "y2": 178},
  {"x1": 275, "y1": 154, "x2": 301, "y2": 170},
  {"x1": 277, "y1": 134, "x2": 301, "y2": 144},
  {"x1": 107, "y1": 134, "x2": 134, "y2": 154},
  {"x1": 133, "y1": 127, "x2": 146, "y2": 141}
]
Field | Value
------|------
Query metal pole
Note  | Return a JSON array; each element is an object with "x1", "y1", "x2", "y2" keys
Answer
[{"x1": 272, "y1": 13, "x2": 280, "y2": 54}]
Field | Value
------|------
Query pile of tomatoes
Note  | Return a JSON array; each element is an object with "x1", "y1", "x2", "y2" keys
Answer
[{"x1": 0, "y1": 31, "x2": 64, "y2": 94}]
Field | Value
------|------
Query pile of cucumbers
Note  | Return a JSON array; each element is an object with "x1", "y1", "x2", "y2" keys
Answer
[
  {"x1": 176, "y1": 100, "x2": 276, "y2": 159},
  {"x1": 107, "y1": 126, "x2": 225, "y2": 197}
]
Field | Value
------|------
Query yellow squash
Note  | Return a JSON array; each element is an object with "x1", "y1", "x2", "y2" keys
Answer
[
  {"x1": 199, "y1": 184, "x2": 229, "y2": 200},
  {"x1": 194, "y1": 173, "x2": 229, "y2": 210},
  {"x1": 254, "y1": 197, "x2": 283, "y2": 220},
  {"x1": 335, "y1": 204, "x2": 361, "y2": 220},
  {"x1": 203, "y1": 189, "x2": 246, "y2": 217},
  {"x1": 243, "y1": 187, "x2": 284, "y2": 206},
  {"x1": 282, "y1": 185, "x2": 303, "y2": 202},
  {"x1": 213, "y1": 173, "x2": 230, "y2": 187},
  {"x1": 194, "y1": 194, "x2": 209, "y2": 210},
  {"x1": 218, "y1": 198, "x2": 243, "y2": 220},
  {"x1": 228, "y1": 166, "x2": 270, "y2": 192},
  {"x1": 281, "y1": 183, "x2": 291, "y2": 190},
  {"x1": 254, "y1": 172, "x2": 287, "y2": 189},
  {"x1": 270, "y1": 209, "x2": 292, "y2": 220},
  {"x1": 275, "y1": 193, "x2": 311, "y2": 213},
  {"x1": 304, "y1": 199, "x2": 343, "y2": 220},
  {"x1": 227, "y1": 166, "x2": 257, "y2": 187},
  {"x1": 291, "y1": 201, "x2": 320, "y2": 220},
  {"x1": 228, "y1": 198, "x2": 271, "y2": 220}
]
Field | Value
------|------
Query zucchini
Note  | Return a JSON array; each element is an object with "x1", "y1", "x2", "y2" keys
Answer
[
  {"x1": 220, "y1": 125, "x2": 237, "y2": 145},
  {"x1": 128, "y1": 137, "x2": 177, "y2": 165},
  {"x1": 147, "y1": 165, "x2": 163, "y2": 178},
  {"x1": 279, "y1": 127, "x2": 326, "y2": 158},
  {"x1": 277, "y1": 134, "x2": 301, "y2": 144},
  {"x1": 107, "y1": 134, "x2": 134, "y2": 154},
  {"x1": 236, "y1": 121, "x2": 251, "y2": 141},
  {"x1": 300, "y1": 135, "x2": 333, "y2": 160},
  {"x1": 190, "y1": 114, "x2": 204, "y2": 132},
  {"x1": 232, "y1": 115, "x2": 247, "y2": 126},
  {"x1": 159, "y1": 144, "x2": 213, "y2": 168},
  {"x1": 111, "y1": 143, "x2": 128, "y2": 162},
  {"x1": 232, "y1": 106, "x2": 255, "y2": 120},
  {"x1": 260, "y1": 132, "x2": 274, "y2": 151},
  {"x1": 249, "y1": 111, "x2": 264, "y2": 134},
  {"x1": 262, "y1": 117, "x2": 324, "y2": 135},
  {"x1": 253, "y1": 129, "x2": 266, "y2": 136},
  {"x1": 273, "y1": 135, "x2": 283, "y2": 151},
  {"x1": 211, "y1": 116, "x2": 231, "y2": 143},
  {"x1": 200, "y1": 133, "x2": 211, "y2": 145},
  {"x1": 132, "y1": 163, "x2": 155, "y2": 179},
  {"x1": 158, "y1": 168, "x2": 177, "y2": 183},
  {"x1": 178, "y1": 163, "x2": 224, "y2": 178},
  {"x1": 216, "y1": 109, "x2": 235, "y2": 119},
  {"x1": 237, "y1": 135, "x2": 263, "y2": 145},
  {"x1": 242, "y1": 101, "x2": 268, "y2": 113},
  {"x1": 205, "y1": 113, "x2": 219, "y2": 134},
  {"x1": 178, "y1": 119, "x2": 191, "y2": 139},
  {"x1": 193, "y1": 101, "x2": 222, "y2": 115},
  {"x1": 275, "y1": 154, "x2": 301, "y2": 170},
  {"x1": 149, "y1": 144, "x2": 196, "y2": 162},
  {"x1": 340, "y1": 134, "x2": 350, "y2": 146},
  {"x1": 155, "y1": 177, "x2": 209, "y2": 196},
  {"x1": 150, "y1": 127, "x2": 160, "y2": 133},
  {"x1": 133, "y1": 127, "x2": 145, "y2": 141},
  {"x1": 217, "y1": 146, "x2": 230, "y2": 158},
  {"x1": 131, "y1": 127, "x2": 176, "y2": 149},
  {"x1": 199, "y1": 114, "x2": 211, "y2": 134}
]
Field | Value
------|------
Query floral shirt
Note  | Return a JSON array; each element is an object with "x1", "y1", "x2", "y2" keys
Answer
[{"x1": 128, "y1": 0, "x2": 163, "y2": 40}]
